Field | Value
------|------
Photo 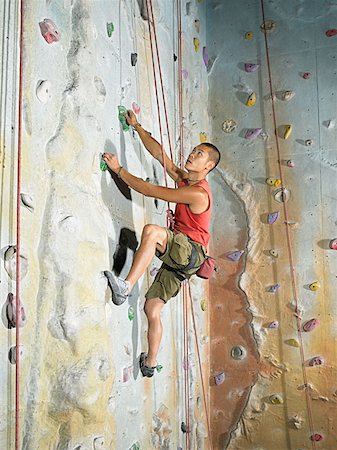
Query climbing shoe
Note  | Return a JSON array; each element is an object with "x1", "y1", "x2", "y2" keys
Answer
[
  {"x1": 104, "y1": 270, "x2": 130, "y2": 306},
  {"x1": 139, "y1": 352, "x2": 156, "y2": 378}
]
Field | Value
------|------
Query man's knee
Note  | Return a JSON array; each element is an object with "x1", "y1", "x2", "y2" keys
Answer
[
  {"x1": 142, "y1": 224, "x2": 167, "y2": 245},
  {"x1": 144, "y1": 298, "x2": 165, "y2": 320}
]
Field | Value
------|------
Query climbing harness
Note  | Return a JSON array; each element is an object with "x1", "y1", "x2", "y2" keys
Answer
[{"x1": 260, "y1": 0, "x2": 317, "y2": 447}]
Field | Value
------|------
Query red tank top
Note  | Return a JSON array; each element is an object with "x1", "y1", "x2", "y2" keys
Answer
[{"x1": 173, "y1": 179, "x2": 212, "y2": 247}]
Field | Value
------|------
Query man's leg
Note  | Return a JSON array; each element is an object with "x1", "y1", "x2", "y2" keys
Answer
[{"x1": 143, "y1": 297, "x2": 165, "y2": 368}]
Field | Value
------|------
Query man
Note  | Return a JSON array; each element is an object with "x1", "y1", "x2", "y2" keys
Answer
[{"x1": 103, "y1": 110, "x2": 220, "y2": 377}]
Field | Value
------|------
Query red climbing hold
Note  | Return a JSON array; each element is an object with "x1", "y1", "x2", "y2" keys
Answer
[
  {"x1": 310, "y1": 433, "x2": 324, "y2": 442},
  {"x1": 302, "y1": 72, "x2": 311, "y2": 79},
  {"x1": 329, "y1": 238, "x2": 337, "y2": 250},
  {"x1": 203, "y1": 47, "x2": 209, "y2": 67},
  {"x1": 303, "y1": 318, "x2": 320, "y2": 332},
  {"x1": 39, "y1": 19, "x2": 61, "y2": 44},
  {"x1": 326, "y1": 29, "x2": 337, "y2": 37},
  {"x1": 308, "y1": 355, "x2": 324, "y2": 366}
]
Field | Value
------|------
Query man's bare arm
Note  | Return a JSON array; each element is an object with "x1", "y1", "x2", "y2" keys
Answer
[{"x1": 125, "y1": 111, "x2": 187, "y2": 182}]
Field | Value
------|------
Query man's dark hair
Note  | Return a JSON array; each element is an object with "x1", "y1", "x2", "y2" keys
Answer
[{"x1": 202, "y1": 142, "x2": 221, "y2": 171}]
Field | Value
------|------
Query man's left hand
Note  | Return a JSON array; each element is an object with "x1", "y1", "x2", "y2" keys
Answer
[{"x1": 102, "y1": 152, "x2": 121, "y2": 173}]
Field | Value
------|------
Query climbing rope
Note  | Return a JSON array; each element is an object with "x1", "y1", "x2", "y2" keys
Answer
[
  {"x1": 260, "y1": 0, "x2": 317, "y2": 447},
  {"x1": 15, "y1": 0, "x2": 24, "y2": 449}
]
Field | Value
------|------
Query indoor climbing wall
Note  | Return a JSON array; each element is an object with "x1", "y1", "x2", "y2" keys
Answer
[
  {"x1": 207, "y1": 0, "x2": 337, "y2": 449},
  {"x1": 0, "y1": 1, "x2": 212, "y2": 449}
]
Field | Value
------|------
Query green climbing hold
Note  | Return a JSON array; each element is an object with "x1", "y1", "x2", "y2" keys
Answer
[
  {"x1": 156, "y1": 364, "x2": 163, "y2": 373},
  {"x1": 128, "y1": 306, "x2": 135, "y2": 321},
  {"x1": 106, "y1": 22, "x2": 114, "y2": 37},
  {"x1": 129, "y1": 442, "x2": 140, "y2": 450},
  {"x1": 100, "y1": 159, "x2": 107, "y2": 171},
  {"x1": 118, "y1": 105, "x2": 130, "y2": 131},
  {"x1": 200, "y1": 298, "x2": 207, "y2": 311}
]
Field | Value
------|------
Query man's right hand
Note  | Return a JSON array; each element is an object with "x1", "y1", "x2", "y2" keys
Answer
[{"x1": 124, "y1": 110, "x2": 140, "y2": 128}]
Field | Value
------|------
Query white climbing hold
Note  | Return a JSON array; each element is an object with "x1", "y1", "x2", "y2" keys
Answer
[
  {"x1": 4, "y1": 246, "x2": 28, "y2": 281},
  {"x1": 36, "y1": 80, "x2": 52, "y2": 103},
  {"x1": 323, "y1": 119, "x2": 335, "y2": 129},
  {"x1": 20, "y1": 193, "x2": 34, "y2": 211},
  {"x1": 305, "y1": 139, "x2": 313, "y2": 147},
  {"x1": 93, "y1": 437, "x2": 105, "y2": 449},
  {"x1": 273, "y1": 187, "x2": 290, "y2": 203},
  {"x1": 281, "y1": 90, "x2": 295, "y2": 101},
  {"x1": 222, "y1": 119, "x2": 238, "y2": 133}
]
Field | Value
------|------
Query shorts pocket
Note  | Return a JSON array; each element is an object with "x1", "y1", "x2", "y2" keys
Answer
[{"x1": 169, "y1": 233, "x2": 192, "y2": 267}]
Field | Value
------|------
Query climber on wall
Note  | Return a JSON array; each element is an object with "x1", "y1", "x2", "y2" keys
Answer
[{"x1": 102, "y1": 110, "x2": 220, "y2": 378}]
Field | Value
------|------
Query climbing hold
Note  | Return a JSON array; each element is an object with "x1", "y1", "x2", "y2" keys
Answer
[
  {"x1": 182, "y1": 69, "x2": 188, "y2": 80},
  {"x1": 100, "y1": 159, "x2": 107, "y2": 171},
  {"x1": 181, "y1": 422, "x2": 188, "y2": 433},
  {"x1": 193, "y1": 37, "x2": 200, "y2": 52},
  {"x1": 156, "y1": 364, "x2": 163, "y2": 373},
  {"x1": 302, "y1": 72, "x2": 311, "y2": 79},
  {"x1": 131, "y1": 53, "x2": 138, "y2": 66},
  {"x1": 244, "y1": 63, "x2": 259, "y2": 73},
  {"x1": 4, "y1": 246, "x2": 28, "y2": 281},
  {"x1": 260, "y1": 20, "x2": 276, "y2": 32},
  {"x1": 222, "y1": 119, "x2": 238, "y2": 133},
  {"x1": 118, "y1": 105, "x2": 130, "y2": 131},
  {"x1": 268, "y1": 320, "x2": 279, "y2": 329},
  {"x1": 132, "y1": 102, "x2": 140, "y2": 115},
  {"x1": 268, "y1": 283, "x2": 280, "y2": 293},
  {"x1": 324, "y1": 119, "x2": 335, "y2": 129},
  {"x1": 283, "y1": 125, "x2": 292, "y2": 139},
  {"x1": 150, "y1": 267, "x2": 159, "y2": 276},
  {"x1": 310, "y1": 433, "x2": 324, "y2": 442},
  {"x1": 93, "y1": 437, "x2": 105, "y2": 449},
  {"x1": 303, "y1": 318, "x2": 320, "y2": 332},
  {"x1": 36, "y1": 80, "x2": 52, "y2": 103},
  {"x1": 265, "y1": 178, "x2": 275, "y2": 186},
  {"x1": 39, "y1": 19, "x2": 61, "y2": 44},
  {"x1": 326, "y1": 29, "x2": 337, "y2": 37},
  {"x1": 308, "y1": 356, "x2": 324, "y2": 366},
  {"x1": 273, "y1": 179, "x2": 281, "y2": 187},
  {"x1": 20, "y1": 193, "x2": 34, "y2": 212},
  {"x1": 286, "y1": 159, "x2": 295, "y2": 168},
  {"x1": 199, "y1": 132, "x2": 207, "y2": 143},
  {"x1": 8, "y1": 345, "x2": 23, "y2": 364},
  {"x1": 194, "y1": 20, "x2": 200, "y2": 33},
  {"x1": 128, "y1": 306, "x2": 135, "y2": 321},
  {"x1": 269, "y1": 249, "x2": 278, "y2": 258},
  {"x1": 305, "y1": 139, "x2": 313, "y2": 146},
  {"x1": 123, "y1": 366, "x2": 133, "y2": 382},
  {"x1": 286, "y1": 338, "x2": 300, "y2": 348},
  {"x1": 246, "y1": 92, "x2": 256, "y2": 107},
  {"x1": 309, "y1": 281, "x2": 320, "y2": 291},
  {"x1": 129, "y1": 442, "x2": 140, "y2": 450},
  {"x1": 329, "y1": 239, "x2": 337, "y2": 250},
  {"x1": 214, "y1": 372, "x2": 225, "y2": 385},
  {"x1": 106, "y1": 22, "x2": 114, "y2": 37},
  {"x1": 273, "y1": 188, "x2": 290, "y2": 203},
  {"x1": 231, "y1": 345, "x2": 247, "y2": 360},
  {"x1": 267, "y1": 212, "x2": 279, "y2": 224},
  {"x1": 200, "y1": 298, "x2": 207, "y2": 311},
  {"x1": 245, "y1": 128, "x2": 262, "y2": 140},
  {"x1": 4, "y1": 293, "x2": 26, "y2": 329},
  {"x1": 281, "y1": 90, "x2": 295, "y2": 101},
  {"x1": 202, "y1": 47, "x2": 209, "y2": 67},
  {"x1": 269, "y1": 394, "x2": 283, "y2": 405},
  {"x1": 245, "y1": 31, "x2": 254, "y2": 40},
  {"x1": 226, "y1": 250, "x2": 244, "y2": 261}
]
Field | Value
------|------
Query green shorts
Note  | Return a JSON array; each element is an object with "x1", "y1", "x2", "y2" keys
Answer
[{"x1": 145, "y1": 229, "x2": 206, "y2": 303}]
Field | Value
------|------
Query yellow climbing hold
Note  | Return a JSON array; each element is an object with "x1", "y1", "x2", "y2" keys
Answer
[
  {"x1": 283, "y1": 125, "x2": 292, "y2": 139},
  {"x1": 199, "y1": 132, "x2": 207, "y2": 143},
  {"x1": 246, "y1": 92, "x2": 256, "y2": 107},
  {"x1": 245, "y1": 31, "x2": 254, "y2": 40},
  {"x1": 269, "y1": 394, "x2": 283, "y2": 405},
  {"x1": 193, "y1": 37, "x2": 200, "y2": 52},
  {"x1": 286, "y1": 338, "x2": 300, "y2": 348},
  {"x1": 200, "y1": 298, "x2": 207, "y2": 311},
  {"x1": 265, "y1": 178, "x2": 274, "y2": 186},
  {"x1": 269, "y1": 249, "x2": 278, "y2": 258},
  {"x1": 309, "y1": 281, "x2": 320, "y2": 291},
  {"x1": 274, "y1": 179, "x2": 281, "y2": 187}
]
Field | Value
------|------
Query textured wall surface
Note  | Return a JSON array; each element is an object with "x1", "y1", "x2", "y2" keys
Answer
[
  {"x1": 207, "y1": 0, "x2": 337, "y2": 449},
  {"x1": 1, "y1": 1, "x2": 211, "y2": 449}
]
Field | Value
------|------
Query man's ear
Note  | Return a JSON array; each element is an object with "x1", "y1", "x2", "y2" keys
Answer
[{"x1": 206, "y1": 160, "x2": 215, "y2": 171}]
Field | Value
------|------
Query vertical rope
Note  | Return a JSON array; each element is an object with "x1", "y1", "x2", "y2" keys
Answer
[
  {"x1": 260, "y1": 1, "x2": 316, "y2": 447},
  {"x1": 15, "y1": 0, "x2": 24, "y2": 448},
  {"x1": 182, "y1": 282, "x2": 190, "y2": 448},
  {"x1": 177, "y1": 0, "x2": 184, "y2": 169}
]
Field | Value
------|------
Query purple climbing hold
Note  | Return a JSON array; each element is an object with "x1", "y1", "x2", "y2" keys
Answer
[
  {"x1": 131, "y1": 53, "x2": 138, "y2": 66},
  {"x1": 286, "y1": 159, "x2": 295, "y2": 168},
  {"x1": 182, "y1": 69, "x2": 188, "y2": 80},
  {"x1": 268, "y1": 320, "x2": 279, "y2": 329},
  {"x1": 244, "y1": 63, "x2": 259, "y2": 73},
  {"x1": 5, "y1": 293, "x2": 26, "y2": 329},
  {"x1": 203, "y1": 46, "x2": 209, "y2": 67},
  {"x1": 214, "y1": 372, "x2": 225, "y2": 385},
  {"x1": 268, "y1": 283, "x2": 280, "y2": 293},
  {"x1": 267, "y1": 212, "x2": 279, "y2": 224},
  {"x1": 39, "y1": 19, "x2": 61, "y2": 44},
  {"x1": 245, "y1": 128, "x2": 263, "y2": 140},
  {"x1": 227, "y1": 250, "x2": 244, "y2": 261},
  {"x1": 308, "y1": 355, "x2": 324, "y2": 366},
  {"x1": 326, "y1": 29, "x2": 337, "y2": 37},
  {"x1": 329, "y1": 238, "x2": 337, "y2": 250},
  {"x1": 303, "y1": 318, "x2": 320, "y2": 332}
]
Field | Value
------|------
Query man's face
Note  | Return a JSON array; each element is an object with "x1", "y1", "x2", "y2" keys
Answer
[{"x1": 185, "y1": 145, "x2": 210, "y2": 172}]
